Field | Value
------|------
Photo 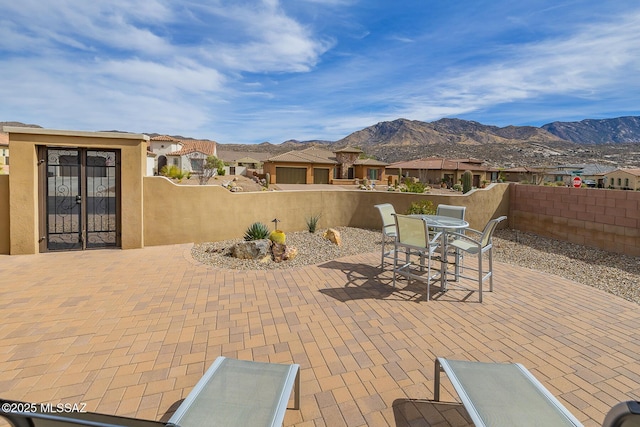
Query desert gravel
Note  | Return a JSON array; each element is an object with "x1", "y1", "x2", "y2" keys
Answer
[{"x1": 192, "y1": 227, "x2": 639, "y2": 305}]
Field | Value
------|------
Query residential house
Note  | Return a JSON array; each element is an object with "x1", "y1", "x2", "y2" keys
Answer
[
  {"x1": 0, "y1": 132, "x2": 8, "y2": 174},
  {"x1": 386, "y1": 157, "x2": 490, "y2": 188},
  {"x1": 543, "y1": 164, "x2": 616, "y2": 187},
  {"x1": 149, "y1": 135, "x2": 217, "y2": 175},
  {"x1": 216, "y1": 150, "x2": 272, "y2": 176},
  {"x1": 501, "y1": 167, "x2": 546, "y2": 184},
  {"x1": 262, "y1": 146, "x2": 387, "y2": 185},
  {"x1": 604, "y1": 168, "x2": 640, "y2": 190}
]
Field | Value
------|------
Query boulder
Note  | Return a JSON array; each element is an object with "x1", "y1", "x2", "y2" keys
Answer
[
  {"x1": 323, "y1": 228, "x2": 342, "y2": 246},
  {"x1": 272, "y1": 242, "x2": 287, "y2": 263},
  {"x1": 231, "y1": 239, "x2": 271, "y2": 259},
  {"x1": 284, "y1": 246, "x2": 298, "y2": 260}
]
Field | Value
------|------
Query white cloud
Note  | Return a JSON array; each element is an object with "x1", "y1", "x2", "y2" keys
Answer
[
  {"x1": 425, "y1": 10, "x2": 640, "y2": 113},
  {"x1": 97, "y1": 59, "x2": 225, "y2": 93}
]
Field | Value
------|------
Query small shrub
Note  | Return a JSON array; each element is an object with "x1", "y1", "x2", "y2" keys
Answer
[
  {"x1": 405, "y1": 200, "x2": 436, "y2": 215},
  {"x1": 160, "y1": 165, "x2": 188, "y2": 182},
  {"x1": 243, "y1": 222, "x2": 270, "y2": 241},
  {"x1": 401, "y1": 178, "x2": 426, "y2": 194},
  {"x1": 306, "y1": 214, "x2": 321, "y2": 233},
  {"x1": 453, "y1": 183, "x2": 463, "y2": 192}
]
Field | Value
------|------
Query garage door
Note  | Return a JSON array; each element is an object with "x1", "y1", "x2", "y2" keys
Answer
[
  {"x1": 276, "y1": 167, "x2": 307, "y2": 184},
  {"x1": 313, "y1": 168, "x2": 330, "y2": 184}
]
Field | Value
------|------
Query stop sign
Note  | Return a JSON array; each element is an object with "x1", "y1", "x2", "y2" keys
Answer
[{"x1": 572, "y1": 176, "x2": 582, "y2": 188}]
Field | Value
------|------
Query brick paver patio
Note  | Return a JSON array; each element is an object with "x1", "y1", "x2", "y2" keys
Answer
[{"x1": 0, "y1": 244, "x2": 638, "y2": 426}]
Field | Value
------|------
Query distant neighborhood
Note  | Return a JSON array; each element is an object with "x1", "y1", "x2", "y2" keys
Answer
[
  {"x1": 140, "y1": 134, "x2": 640, "y2": 190},
  {"x1": 2, "y1": 117, "x2": 640, "y2": 191}
]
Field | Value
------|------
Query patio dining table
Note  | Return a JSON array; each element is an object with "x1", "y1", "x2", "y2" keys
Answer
[{"x1": 410, "y1": 214, "x2": 469, "y2": 291}]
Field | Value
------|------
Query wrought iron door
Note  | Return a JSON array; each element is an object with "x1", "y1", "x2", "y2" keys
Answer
[{"x1": 43, "y1": 148, "x2": 120, "y2": 251}]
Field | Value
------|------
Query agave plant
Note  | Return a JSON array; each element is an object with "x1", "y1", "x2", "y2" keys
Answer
[{"x1": 243, "y1": 222, "x2": 270, "y2": 241}]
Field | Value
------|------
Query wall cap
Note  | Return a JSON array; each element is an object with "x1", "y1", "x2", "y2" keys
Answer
[{"x1": 2, "y1": 126, "x2": 150, "y2": 141}]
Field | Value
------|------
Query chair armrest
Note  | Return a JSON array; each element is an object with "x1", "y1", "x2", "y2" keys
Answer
[
  {"x1": 430, "y1": 231, "x2": 443, "y2": 244},
  {"x1": 447, "y1": 232, "x2": 482, "y2": 247},
  {"x1": 459, "y1": 228, "x2": 482, "y2": 237}
]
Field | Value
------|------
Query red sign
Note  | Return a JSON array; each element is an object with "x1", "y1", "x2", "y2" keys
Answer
[{"x1": 572, "y1": 176, "x2": 582, "y2": 188}]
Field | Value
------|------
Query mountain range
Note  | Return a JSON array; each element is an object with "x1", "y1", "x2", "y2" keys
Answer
[
  {"x1": 3, "y1": 116, "x2": 640, "y2": 168},
  {"x1": 221, "y1": 116, "x2": 640, "y2": 167}
]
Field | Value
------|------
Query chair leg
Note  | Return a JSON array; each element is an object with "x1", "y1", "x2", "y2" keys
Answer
[
  {"x1": 426, "y1": 256, "x2": 431, "y2": 301},
  {"x1": 488, "y1": 247, "x2": 494, "y2": 292},
  {"x1": 392, "y1": 244, "x2": 398, "y2": 288},
  {"x1": 478, "y1": 251, "x2": 483, "y2": 303},
  {"x1": 381, "y1": 237, "x2": 386, "y2": 270}
]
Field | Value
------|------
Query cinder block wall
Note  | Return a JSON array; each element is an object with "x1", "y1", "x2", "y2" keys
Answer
[{"x1": 510, "y1": 184, "x2": 639, "y2": 257}]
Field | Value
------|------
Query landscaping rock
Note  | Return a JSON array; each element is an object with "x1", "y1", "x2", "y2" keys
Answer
[
  {"x1": 272, "y1": 242, "x2": 287, "y2": 263},
  {"x1": 284, "y1": 246, "x2": 298, "y2": 260},
  {"x1": 323, "y1": 228, "x2": 342, "y2": 246},
  {"x1": 232, "y1": 239, "x2": 271, "y2": 259}
]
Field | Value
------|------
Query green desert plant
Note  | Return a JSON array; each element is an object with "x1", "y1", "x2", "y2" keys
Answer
[
  {"x1": 243, "y1": 222, "x2": 270, "y2": 241},
  {"x1": 305, "y1": 214, "x2": 321, "y2": 233},
  {"x1": 405, "y1": 200, "x2": 436, "y2": 215},
  {"x1": 160, "y1": 165, "x2": 188, "y2": 182},
  {"x1": 462, "y1": 170, "x2": 473, "y2": 193},
  {"x1": 401, "y1": 178, "x2": 426, "y2": 194}
]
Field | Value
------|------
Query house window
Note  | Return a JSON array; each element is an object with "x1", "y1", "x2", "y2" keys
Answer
[
  {"x1": 618, "y1": 178, "x2": 622, "y2": 186},
  {"x1": 610, "y1": 178, "x2": 614, "y2": 186},
  {"x1": 368, "y1": 169, "x2": 379, "y2": 180},
  {"x1": 625, "y1": 178, "x2": 629, "y2": 187},
  {"x1": 173, "y1": 158, "x2": 179, "y2": 166}
]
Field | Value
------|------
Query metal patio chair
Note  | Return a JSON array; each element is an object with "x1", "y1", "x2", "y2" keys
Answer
[
  {"x1": 447, "y1": 216, "x2": 507, "y2": 302},
  {"x1": 374, "y1": 203, "x2": 397, "y2": 270},
  {"x1": 392, "y1": 214, "x2": 442, "y2": 300}
]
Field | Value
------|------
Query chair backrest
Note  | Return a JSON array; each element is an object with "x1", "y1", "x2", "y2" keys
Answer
[
  {"x1": 374, "y1": 203, "x2": 396, "y2": 236},
  {"x1": 480, "y1": 216, "x2": 507, "y2": 248},
  {"x1": 394, "y1": 214, "x2": 430, "y2": 248},
  {"x1": 436, "y1": 204, "x2": 466, "y2": 221}
]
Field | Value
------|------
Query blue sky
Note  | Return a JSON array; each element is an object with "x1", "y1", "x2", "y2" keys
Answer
[{"x1": 1, "y1": 0, "x2": 640, "y2": 144}]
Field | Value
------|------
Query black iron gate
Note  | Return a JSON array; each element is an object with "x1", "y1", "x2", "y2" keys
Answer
[{"x1": 41, "y1": 147, "x2": 120, "y2": 251}]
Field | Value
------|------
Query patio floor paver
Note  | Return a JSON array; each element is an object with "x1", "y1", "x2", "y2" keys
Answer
[{"x1": 0, "y1": 244, "x2": 639, "y2": 426}]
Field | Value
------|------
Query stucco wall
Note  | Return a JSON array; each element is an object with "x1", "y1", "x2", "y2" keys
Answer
[
  {"x1": 143, "y1": 178, "x2": 510, "y2": 246},
  {"x1": 5, "y1": 128, "x2": 148, "y2": 254},
  {"x1": 510, "y1": 184, "x2": 639, "y2": 257},
  {"x1": 0, "y1": 175, "x2": 9, "y2": 254}
]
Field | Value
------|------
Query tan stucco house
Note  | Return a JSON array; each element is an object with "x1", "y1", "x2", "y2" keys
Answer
[
  {"x1": 604, "y1": 168, "x2": 640, "y2": 190},
  {"x1": 0, "y1": 132, "x2": 8, "y2": 174},
  {"x1": 386, "y1": 157, "x2": 490, "y2": 188},
  {"x1": 262, "y1": 146, "x2": 387, "y2": 185}
]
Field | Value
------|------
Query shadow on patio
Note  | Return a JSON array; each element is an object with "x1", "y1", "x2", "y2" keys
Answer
[{"x1": 0, "y1": 245, "x2": 638, "y2": 426}]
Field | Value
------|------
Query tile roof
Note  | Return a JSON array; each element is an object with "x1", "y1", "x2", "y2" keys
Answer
[
  {"x1": 388, "y1": 157, "x2": 489, "y2": 171},
  {"x1": 614, "y1": 168, "x2": 640, "y2": 176},
  {"x1": 334, "y1": 146, "x2": 363, "y2": 153},
  {"x1": 167, "y1": 140, "x2": 217, "y2": 156},
  {"x1": 216, "y1": 150, "x2": 272, "y2": 162},
  {"x1": 354, "y1": 158, "x2": 388, "y2": 166},
  {"x1": 150, "y1": 135, "x2": 182, "y2": 142},
  {"x1": 265, "y1": 147, "x2": 339, "y2": 164}
]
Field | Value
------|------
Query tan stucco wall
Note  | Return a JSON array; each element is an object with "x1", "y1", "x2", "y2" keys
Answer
[
  {"x1": 5, "y1": 128, "x2": 148, "y2": 254},
  {"x1": 0, "y1": 175, "x2": 9, "y2": 254},
  {"x1": 143, "y1": 178, "x2": 510, "y2": 246}
]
